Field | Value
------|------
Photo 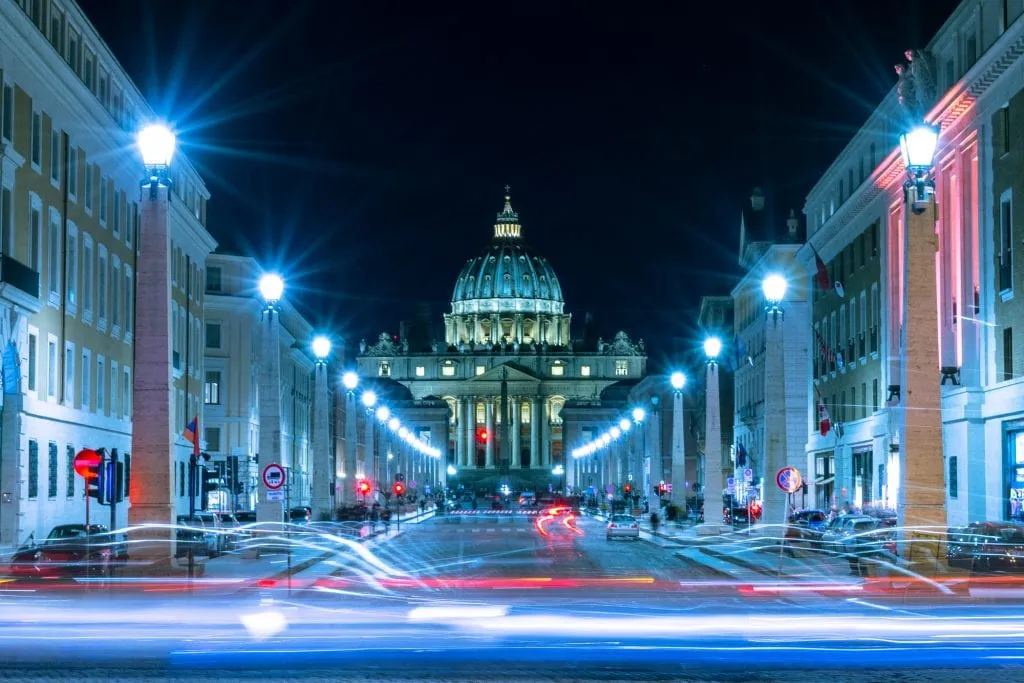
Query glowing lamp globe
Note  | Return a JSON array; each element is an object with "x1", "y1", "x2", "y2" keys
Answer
[
  {"x1": 137, "y1": 124, "x2": 176, "y2": 168},
  {"x1": 632, "y1": 407, "x2": 646, "y2": 423},
  {"x1": 618, "y1": 418, "x2": 631, "y2": 432},
  {"x1": 447, "y1": 465, "x2": 457, "y2": 476},
  {"x1": 670, "y1": 371, "x2": 686, "y2": 391},
  {"x1": 312, "y1": 335, "x2": 331, "y2": 360},
  {"x1": 388, "y1": 417, "x2": 400, "y2": 431},
  {"x1": 342, "y1": 371, "x2": 359, "y2": 391},
  {"x1": 610, "y1": 427, "x2": 621, "y2": 439},
  {"x1": 258, "y1": 273, "x2": 285, "y2": 304},
  {"x1": 398, "y1": 427, "x2": 409, "y2": 439},
  {"x1": 361, "y1": 390, "x2": 377, "y2": 408},
  {"x1": 375, "y1": 406, "x2": 390, "y2": 422},
  {"x1": 762, "y1": 274, "x2": 787, "y2": 303},
  {"x1": 899, "y1": 124, "x2": 940, "y2": 171},
  {"x1": 704, "y1": 336, "x2": 723, "y2": 360}
]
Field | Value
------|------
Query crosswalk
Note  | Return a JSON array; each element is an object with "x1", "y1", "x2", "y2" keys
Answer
[{"x1": 452, "y1": 527, "x2": 532, "y2": 533}]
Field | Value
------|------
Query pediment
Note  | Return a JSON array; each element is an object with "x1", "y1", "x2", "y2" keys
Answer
[{"x1": 470, "y1": 363, "x2": 541, "y2": 383}]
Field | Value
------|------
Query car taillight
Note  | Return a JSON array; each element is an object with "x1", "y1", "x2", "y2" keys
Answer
[
  {"x1": 631, "y1": 524, "x2": 638, "y2": 529},
  {"x1": 608, "y1": 523, "x2": 617, "y2": 529}
]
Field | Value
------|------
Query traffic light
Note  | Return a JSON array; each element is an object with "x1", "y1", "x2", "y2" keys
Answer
[
  {"x1": 104, "y1": 460, "x2": 125, "y2": 504},
  {"x1": 476, "y1": 428, "x2": 488, "y2": 444},
  {"x1": 623, "y1": 484, "x2": 632, "y2": 495},
  {"x1": 357, "y1": 480, "x2": 371, "y2": 496},
  {"x1": 200, "y1": 462, "x2": 220, "y2": 511},
  {"x1": 393, "y1": 481, "x2": 405, "y2": 497},
  {"x1": 87, "y1": 450, "x2": 107, "y2": 504}
]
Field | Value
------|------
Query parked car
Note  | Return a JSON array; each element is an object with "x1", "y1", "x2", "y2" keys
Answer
[
  {"x1": 288, "y1": 506, "x2": 312, "y2": 525},
  {"x1": 974, "y1": 523, "x2": 1024, "y2": 572},
  {"x1": 10, "y1": 524, "x2": 128, "y2": 578},
  {"x1": 607, "y1": 514, "x2": 640, "y2": 541},
  {"x1": 175, "y1": 514, "x2": 221, "y2": 558},
  {"x1": 786, "y1": 509, "x2": 829, "y2": 549}
]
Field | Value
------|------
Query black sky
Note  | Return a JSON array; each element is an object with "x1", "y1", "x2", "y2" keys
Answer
[{"x1": 78, "y1": 0, "x2": 956, "y2": 368}]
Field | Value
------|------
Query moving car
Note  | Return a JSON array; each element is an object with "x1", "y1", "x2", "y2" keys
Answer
[
  {"x1": 10, "y1": 524, "x2": 128, "y2": 578},
  {"x1": 607, "y1": 514, "x2": 639, "y2": 541}
]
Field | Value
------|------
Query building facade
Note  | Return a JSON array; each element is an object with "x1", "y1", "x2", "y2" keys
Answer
[
  {"x1": 802, "y1": 0, "x2": 1024, "y2": 524},
  {"x1": 203, "y1": 254, "x2": 317, "y2": 513},
  {"x1": 0, "y1": 0, "x2": 213, "y2": 545},
  {"x1": 355, "y1": 193, "x2": 647, "y2": 494}
]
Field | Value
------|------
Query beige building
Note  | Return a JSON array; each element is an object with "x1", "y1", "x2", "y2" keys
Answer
[{"x1": 0, "y1": 0, "x2": 214, "y2": 545}]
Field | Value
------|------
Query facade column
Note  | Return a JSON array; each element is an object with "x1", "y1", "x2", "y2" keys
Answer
[
  {"x1": 464, "y1": 398, "x2": 475, "y2": 467},
  {"x1": 540, "y1": 400, "x2": 550, "y2": 466},
  {"x1": 555, "y1": 315, "x2": 563, "y2": 346},
  {"x1": 128, "y1": 179, "x2": 176, "y2": 554},
  {"x1": 511, "y1": 399, "x2": 521, "y2": 468},
  {"x1": 530, "y1": 398, "x2": 541, "y2": 468},
  {"x1": 311, "y1": 361, "x2": 331, "y2": 520},
  {"x1": 454, "y1": 398, "x2": 465, "y2": 468},
  {"x1": 670, "y1": 390, "x2": 686, "y2": 505},
  {"x1": 0, "y1": 391, "x2": 24, "y2": 546},
  {"x1": 485, "y1": 400, "x2": 495, "y2": 467},
  {"x1": 490, "y1": 313, "x2": 500, "y2": 343},
  {"x1": 514, "y1": 315, "x2": 523, "y2": 343},
  {"x1": 763, "y1": 313, "x2": 789, "y2": 527}
]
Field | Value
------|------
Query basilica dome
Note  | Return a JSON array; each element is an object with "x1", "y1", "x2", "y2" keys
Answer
[{"x1": 450, "y1": 193, "x2": 565, "y2": 317}]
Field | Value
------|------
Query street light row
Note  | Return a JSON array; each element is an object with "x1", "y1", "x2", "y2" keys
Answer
[
  {"x1": 571, "y1": 406, "x2": 648, "y2": 459},
  {"x1": 343, "y1": 371, "x2": 442, "y2": 459}
]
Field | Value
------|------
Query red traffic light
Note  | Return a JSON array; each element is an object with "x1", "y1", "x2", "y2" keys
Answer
[
  {"x1": 623, "y1": 484, "x2": 632, "y2": 494},
  {"x1": 393, "y1": 482, "x2": 405, "y2": 496},
  {"x1": 73, "y1": 449, "x2": 102, "y2": 478},
  {"x1": 357, "y1": 480, "x2": 371, "y2": 495}
]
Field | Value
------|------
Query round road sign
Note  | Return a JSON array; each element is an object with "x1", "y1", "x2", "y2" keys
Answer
[
  {"x1": 776, "y1": 466, "x2": 802, "y2": 494},
  {"x1": 262, "y1": 463, "x2": 286, "y2": 490}
]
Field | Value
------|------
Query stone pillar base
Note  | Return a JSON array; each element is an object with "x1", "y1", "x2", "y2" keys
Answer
[{"x1": 695, "y1": 523, "x2": 728, "y2": 537}]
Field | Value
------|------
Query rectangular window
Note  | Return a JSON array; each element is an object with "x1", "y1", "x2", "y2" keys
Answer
[
  {"x1": 66, "y1": 229, "x2": 77, "y2": 309},
  {"x1": 966, "y1": 34, "x2": 978, "y2": 68},
  {"x1": 27, "y1": 332, "x2": 37, "y2": 392},
  {"x1": 949, "y1": 455, "x2": 958, "y2": 499},
  {"x1": 68, "y1": 29, "x2": 79, "y2": 74},
  {"x1": 1001, "y1": 106, "x2": 1011, "y2": 156},
  {"x1": 66, "y1": 445, "x2": 75, "y2": 498},
  {"x1": 49, "y1": 128, "x2": 60, "y2": 183},
  {"x1": 441, "y1": 364, "x2": 455, "y2": 377},
  {"x1": 81, "y1": 348, "x2": 90, "y2": 410},
  {"x1": 64, "y1": 343, "x2": 74, "y2": 405},
  {"x1": 415, "y1": 366, "x2": 425, "y2": 377},
  {"x1": 0, "y1": 83, "x2": 12, "y2": 142},
  {"x1": 84, "y1": 164, "x2": 92, "y2": 213},
  {"x1": 111, "y1": 258, "x2": 120, "y2": 330},
  {"x1": 99, "y1": 176, "x2": 107, "y2": 223},
  {"x1": 28, "y1": 440, "x2": 38, "y2": 499},
  {"x1": 550, "y1": 364, "x2": 564, "y2": 376},
  {"x1": 206, "y1": 266, "x2": 221, "y2": 292},
  {"x1": 945, "y1": 59, "x2": 955, "y2": 88},
  {"x1": 475, "y1": 365, "x2": 486, "y2": 376},
  {"x1": 871, "y1": 222, "x2": 878, "y2": 256},
  {"x1": 110, "y1": 362, "x2": 118, "y2": 418},
  {"x1": 31, "y1": 111, "x2": 41, "y2": 167},
  {"x1": 204, "y1": 427, "x2": 221, "y2": 452},
  {"x1": 112, "y1": 189, "x2": 120, "y2": 237},
  {"x1": 47, "y1": 337, "x2": 56, "y2": 398},
  {"x1": 82, "y1": 236, "x2": 93, "y2": 320},
  {"x1": 581, "y1": 365, "x2": 591, "y2": 377},
  {"x1": 68, "y1": 146, "x2": 77, "y2": 199},
  {"x1": 205, "y1": 322, "x2": 221, "y2": 348},
  {"x1": 615, "y1": 360, "x2": 628, "y2": 376},
  {"x1": 873, "y1": 378, "x2": 879, "y2": 411},
  {"x1": 123, "y1": 367, "x2": 131, "y2": 419},
  {"x1": 1000, "y1": 191, "x2": 1013, "y2": 292},
  {"x1": 204, "y1": 371, "x2": 221, "y2": 405},
  {"x1": 47, "y1": 213, "x2": 60, "y2": 301},
  {"x1": 124, "y1": 268, "x2": 133, "y2": 337},
  {"x1": 84, "y1": 50, "x2": 95, "y2": 90},
  {"x1": 1004, "y1": 327, "x2": 1014, "y2": 381},
  {"x1": 48, "y1": 8, "x2": 61, "y2": 50},
  {"x1": 861, "y1": 382, "x2": 867, "y2": 419},
  {"x1": 47, "y1": 442, "x2": 57, "y2": 498},
  {"x1": 99, "y1": 69, "x2": 109, "y2": 107},
  {"x1": 98, "y1": 247, "x2": 107, "y2": 324},
  {"x1": 96, "y1": 356, "x2": 105, "y2": 414}
]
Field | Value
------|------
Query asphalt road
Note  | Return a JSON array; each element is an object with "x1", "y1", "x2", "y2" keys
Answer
[{"x1": 1, "y1": 514, "x2": 1024, "y2": 680}]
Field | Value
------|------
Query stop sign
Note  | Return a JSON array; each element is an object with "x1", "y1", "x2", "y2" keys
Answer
[{"x1": 73, "y1": 449, "x2": 102, "y2": 478}]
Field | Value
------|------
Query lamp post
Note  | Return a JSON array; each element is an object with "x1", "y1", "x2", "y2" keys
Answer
[
  {"x1": 311, "y1": 336, "x2": 332, "y2": 521},
  {"x1": 361, "y1": 390, "x2": 379, "y2": 501},
  {"x1": 632, "y1": 407, "x2": 648, "y2": 509},
  {"x1": 127, "y1": 124, "x2": 178, "y2": 555},
  {"x1": 896, "y1": 123, "x2": 945, "y2": 552},
  {"x1": 669, "y1": 371, "x2": 687, "y2": 508},
  {"x1": 698, "y1": 336, "x2": 725, "y2": 535},
  {"x1": 256, "y1": 273, "x2": 286, "y2": 524},
  {"x1": 342, "y1": 371, "x2": 359, "y2": 503},
  {"x1": 761, "y1": 273, "x2": 789, "y2": 532}
]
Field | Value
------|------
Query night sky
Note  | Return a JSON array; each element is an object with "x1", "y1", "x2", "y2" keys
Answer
[{"x1": 79, "y1": 0, "x2": 956, "y2": 369}]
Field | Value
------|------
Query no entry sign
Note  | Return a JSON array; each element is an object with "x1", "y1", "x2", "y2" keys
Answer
[{"x1": 262, "y1": 463, "x2": 286, "y2": 490}]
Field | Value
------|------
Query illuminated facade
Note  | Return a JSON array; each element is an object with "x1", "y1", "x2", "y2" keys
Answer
[
  {"x1": 802, "y1": 0, "x2": 1024, "y2": 524},
  {"x1": 0, "y1": 0, "x2": 215, "y2": 545},
  {"x1": 356, "y1": 193, "x2": 647, "y2": 492}
]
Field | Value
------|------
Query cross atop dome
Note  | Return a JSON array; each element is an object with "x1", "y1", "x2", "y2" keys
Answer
[{"x1": 494, "y1": 186, "x2": 521, "y2": 240}]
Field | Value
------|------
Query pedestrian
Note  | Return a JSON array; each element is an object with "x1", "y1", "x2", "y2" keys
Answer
[{"x1": 650, "y1": 512, "x2": 660, "y2": 534}]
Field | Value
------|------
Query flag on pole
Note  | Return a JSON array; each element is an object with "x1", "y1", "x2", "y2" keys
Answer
[
  {"x1": 183, "y1": 416, "x2": 200, "y2": 456},
  {"x1": 810, "y1": 245, "x2": 831, "y2": 291},
  {"x1": 818, "y1": 401, "x2": 831, "y2": 437}
]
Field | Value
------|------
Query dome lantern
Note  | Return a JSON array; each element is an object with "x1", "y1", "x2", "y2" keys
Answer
[{"x1": 494, "y1": 185, "x2": 522, "y2": 240}]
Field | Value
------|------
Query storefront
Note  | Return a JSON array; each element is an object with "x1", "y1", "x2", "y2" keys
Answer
[
  {"x1": 1003, "y1": 421, "x2": 1024, "y2": 520},
  {"x1": 852, "y1": 447, "x2": 873, "y2": 510}
]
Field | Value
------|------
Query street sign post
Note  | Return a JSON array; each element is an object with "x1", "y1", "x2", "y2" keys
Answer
[
  {"x1": 262, "y1": 463, "x2": 286, "y2": 490},
  {"x1": 776, "y1": 466, "x2": 802, "y2": 494},
  {"x1": 743, "y1": 467, "x2": 753, "y2": 483},
  {"x1": 266, "y1": 489, "x2": 284, "y2": 501}
]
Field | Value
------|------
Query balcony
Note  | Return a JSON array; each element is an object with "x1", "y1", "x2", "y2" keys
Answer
[{"x1": 0, "y1": 254, "x2": 41, "y2": 313}]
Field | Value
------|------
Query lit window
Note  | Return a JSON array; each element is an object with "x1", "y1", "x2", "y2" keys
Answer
[
  {"x1": 614, "y1": 360, "x2": 628, "y2": 377},
  {"x1": 475, "y1": 365, "x2": 485, "y2": 376},
  {"x1": 580, "y1": 365, "x2": 591, "y2": 377},
  {"x1": 442, "y1": 363, "x2": 456, "y2": 377},
  {"x1": 550, "y1": 364, "x2": 564, "y2": 376},
  {"x1": 204, "y1": 371, "x2": 221, "y2": 404},
  {"x1": 47, "y1": 337, "x2": 57, "y2": 398},
  {"x1": 415, "y1": 366, "x2": 425, "y2": 377},
  {"x1": 378, "y1": 361, "x2": 391, "y2": 377}
]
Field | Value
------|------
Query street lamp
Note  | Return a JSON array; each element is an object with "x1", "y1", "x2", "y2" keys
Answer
[
  {"x1": 618, "y1": 418, "x2": 631, "y2": 432},
  {"x1": 762, "y1": 273, "x2": 787, "y2": 307},
  {"x1": 259, "y1": 273, "x2": 285, "y2": 309},
  {"x1": 703, "y1": 336, "x2": 723, "y2": 362},
  {"x1": 388, "y1": 417, "x2": 400, "y2": 432},
  {"x1": 699, "y1": 336, "x2": 726, "y2": 536},
  {"x1": 670, "y1": 371, "x2": 686, "y2": 391},
  {"x1": 137, "y1": 123, "x2": 175, "y2": 199},
  {"x1": 632, "y1": 407, "x2": 646, "y2": 423},
  {"x1": 761, "y1": 272, "x2": 789, "y2": 534},
  {"x1": 342, "y1": 371, "x2": 359, "y2": 391},
  {"x1": 361, "y1": 390, "x2": 377, "y2": 409},
  {"x1": 312, "y1": 336, "x2": 331, "y2": 362},
  {"x1": 669, "y1": 371, "x2": 687, "y2": 507},
  {"x1": 375, "y1": 406, "x2": 390, "y2": 422}
]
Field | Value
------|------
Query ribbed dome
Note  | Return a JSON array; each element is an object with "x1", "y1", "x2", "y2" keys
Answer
[{"x1": 449, "y1": 193, "x2": 565, "y2": 316}]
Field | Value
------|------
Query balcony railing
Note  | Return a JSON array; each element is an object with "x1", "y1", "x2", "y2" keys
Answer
[{"x1": 0, "y1": 254, "x2": 39, "y2": 299}]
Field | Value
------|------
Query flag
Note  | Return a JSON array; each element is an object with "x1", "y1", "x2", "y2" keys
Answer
[
  {"x1": 810, "y1": 245, "x2": 831, "y2": 291},
  {"x1": 736, "y1": 442, "x2": 747, "y2": 467},
  {"x1": 183, "y1": 416, "x2": 199, "y2": 455},
  {"x1": 818, "y1": 401, "x2": 831, "y2": 437}
]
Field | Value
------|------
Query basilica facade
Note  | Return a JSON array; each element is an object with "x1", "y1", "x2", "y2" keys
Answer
[{"x1": 356, "y1": 193, "x2": 647, "y2": 492}]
